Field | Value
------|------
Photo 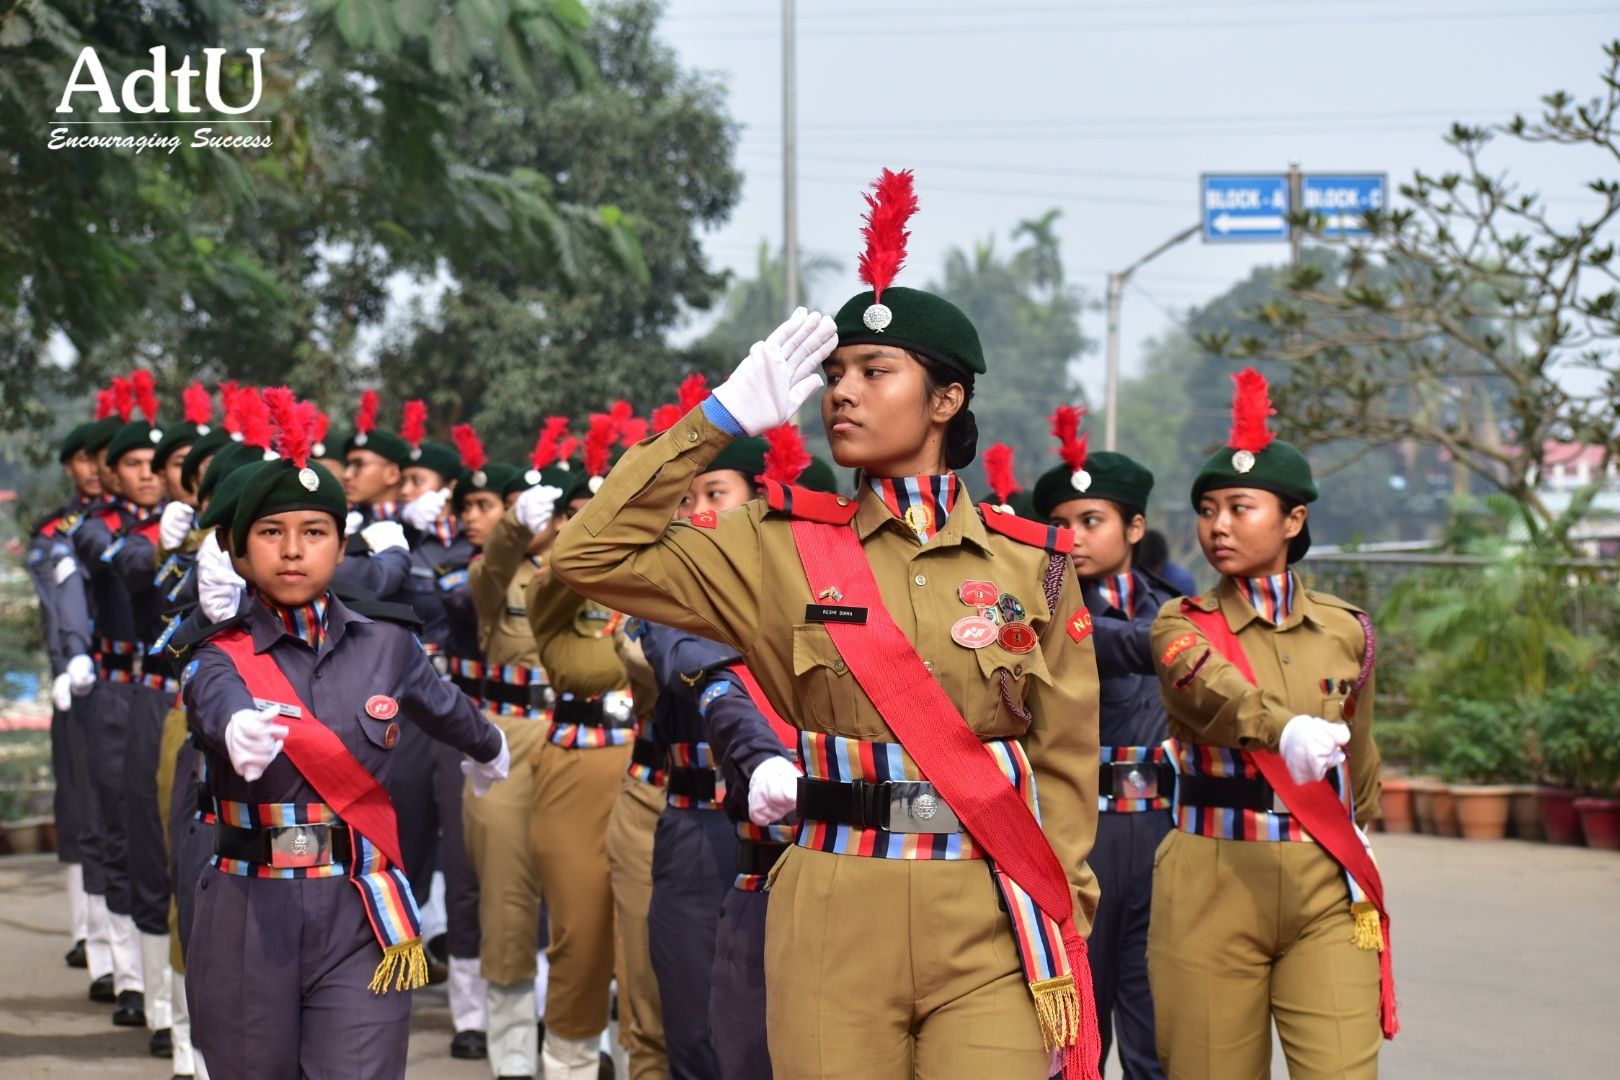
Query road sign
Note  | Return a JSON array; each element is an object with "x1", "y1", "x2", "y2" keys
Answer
[
  {"x1": 1201, "y1": 174, "x2": 1289, "y2": 243},
  {"x1": 1301, "y1": 173, "x2": 1387, "y2": 237}
]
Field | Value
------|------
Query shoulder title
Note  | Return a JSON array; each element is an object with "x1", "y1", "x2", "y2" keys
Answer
[
  {"x1": 764, "y1": 479, "x2": 859, "y2": 525},
  {"x1": 977, "y1": 503, "x2": 1073, "y2": 554}
]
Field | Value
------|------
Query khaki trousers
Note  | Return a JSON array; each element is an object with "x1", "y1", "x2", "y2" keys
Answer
[
  {"x1": 764, "y1": 845, "x2": 1048, "y2": 1080},
  {"x1": 464, "y1": 713, "x2": 547, "y2": 986},
  {"x1": 605, "y1": 775, "x2": 667, "y2": 1080},
  {"x1": 530, "y1": 739, "x2": 631, "y2": 1040},
  {"x1": 1148, "y1": 830, "x2": 1381, "y2": 1080}
]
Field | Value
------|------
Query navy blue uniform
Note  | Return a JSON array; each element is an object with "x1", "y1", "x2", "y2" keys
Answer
[{"x1": 28, "y1": 505, "x2": 93, "y2": 868}]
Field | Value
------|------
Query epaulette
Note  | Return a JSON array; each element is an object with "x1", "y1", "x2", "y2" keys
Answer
[
  {"x1": 763, "y1": 479, "x2": 858, "y2": 525},
  {"x1": 344, "y1": 594, "x2": 426, "y2": 632},
  {"x1": 93, "y1": 506, "x2": 124, "y2": 531},
  {"x1": 1180, "y1": 594, "x2": 1220, "y2": 614},
  {"x1": 1306, "y1": 590, "x2": 1367, "y2": 617},
  {"x1": 977, "y1": 503, "x2": 1073, "y2": 554}
]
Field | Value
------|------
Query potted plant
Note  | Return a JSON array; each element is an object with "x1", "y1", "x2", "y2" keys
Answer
[
  {"x1": 1565, "y1": 683, "x2": 1620, "y2": 850},
  {"x1": 1372, "y1": 718, "x2": 1418, "y2": 833},
  {"x1": 1535, "y1": 684, "x2": 1604, "y2": 845},
  {"x1": 1434, "y1": 697, "x2": 1528, "y2": 840}
]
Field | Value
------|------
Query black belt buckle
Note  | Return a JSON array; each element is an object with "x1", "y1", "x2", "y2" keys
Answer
[
  {"x1": 268, "y1": 823, "x2": 333, "y2": 869},
  {"x1": 882, "y1": 780, "x2": 961, "y2": 835}
]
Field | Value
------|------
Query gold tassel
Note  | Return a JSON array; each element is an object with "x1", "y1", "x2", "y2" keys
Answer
[
  {"x1": 1029, "y1": 974, "x2": 1079, "y2": 1051},
  {"x1": 368, "y1": 938, "x2": 429, "y2": 994},
  {"x1": 1350, "y1": 901, "x2": 1383, "y2": 952}
]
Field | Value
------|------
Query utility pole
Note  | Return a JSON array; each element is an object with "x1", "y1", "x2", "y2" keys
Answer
[
  {"x1": 1103, "y1": 222, "x2": 1200, "y2": 451},
  {"x1": 781, "y1": 0, "x2": 799, "y2": 313},
  {"x1": 1287, "y1": 158, "x2": 1303, "y2": 270}
]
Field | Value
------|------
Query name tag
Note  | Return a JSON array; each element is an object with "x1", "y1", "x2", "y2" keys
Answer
[
  {"x1": 804, "y1": 604, "x2": 868, "y2": 624},
  {"x1": 252, "y1": 697, "x2": 302, "y2": 719}
]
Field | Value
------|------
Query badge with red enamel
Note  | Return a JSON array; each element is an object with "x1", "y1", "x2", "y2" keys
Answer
[
  {"x1": 690, "y1": 510, "x2": 717, "y2": 529},
  {"x1": 998, "y1": 623, "x2": 1037, "y2": 653},
  {"x1": 951, "y1": 615, "x2": 998, "y2": 649},
  {"x1": 366, "y1": 695, "x2": 399, "y2": 721},
  {"x1": 384, "y1": 722, "x2": 400, "y2": 748},
  {"x1": 1067, "y1": 608, "x2": 1094, "y2": 643},
  {"x1": 958, "y1": 579, "x2": 998, "y2": 607}
]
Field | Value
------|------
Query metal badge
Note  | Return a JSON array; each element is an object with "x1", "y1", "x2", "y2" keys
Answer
[
  {"x1": 472, "y1": 469, "x2": 488, "y2": 488},
  {"x1": 1113, "y1": 765, "x2": 1158, "y2": 801},
  {"x1": 525, "y1": 468, "x2": 541, "y2": 485},
  {"x1": 862, "y1": 302, "x2": 893, "y2": 332},
  {"x1": 885, "y1": 781, "x2": 961, "y2": 834},
  {"x1": 997, "y1": 592, "x2": 1026, "y2": 624},
  {"x1": 958, "y1": 579, "x2": 998, "y2": 607},
  {"x1": 951, "y1": 615, "x2": 997, "y2": 649},
  {"x1": 365, "y1": 694, "x2": 399, "y2": 720},
  {"x1": 383, "y1": 722, "x2": 400, "y2": 749},
  {"x1": 998, "y1": 622, "x2": 1037, "y2": 654},
  {"x1": 1232, "y1": 449, "x2": 1256, "y2": 474},
  {"x1": 1071, "y1": 469, "x2": 1092, "y2": 492},
  {"x1": 298, "y1": 467, "x2": 320, "y2": 492},
  {"x1": 149, "y1": 428, "x2": 164, "y2": 443},
  {"x1": 268, "y1": 823, "x2": 332, "y2": 869},
  {"x1": 902, "y1": 503, "x2": 932, "y2": 534}
]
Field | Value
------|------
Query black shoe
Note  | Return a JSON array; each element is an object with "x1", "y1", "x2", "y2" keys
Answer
[
  {"x1": 65, "y1": 939, "x2": 87, "y2": 969},
  {"x1": 149, "y1": 1027, "x2": 172, "y2": 1057},
  {"x1": 88, "y1": 974, "x2": 115, "y2": 1003},
  {"x1": 425, "y1": 950, "x2": 448, "y2": 986},
  {"x1": 450, "y1": 1029, "x2": 487, "y2": 1060},
  {"x1": 112, "y1": 990, "x2": 146, "y2": 1027},
  {"x1": 598, "y1": 1051, "x2": 615, "y2": 1080}
]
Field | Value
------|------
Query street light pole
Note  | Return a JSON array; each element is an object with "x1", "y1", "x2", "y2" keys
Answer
[
  {"x1": 781, "y1": 0, "x2": 799, "y2": 313},
  {"x1": 1103, "y1": 222, "x2": 1201, "y2": 451}
]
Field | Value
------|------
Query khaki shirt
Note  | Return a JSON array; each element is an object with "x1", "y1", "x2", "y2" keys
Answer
[
  {"x1": 1150, "y1": 577, "x2": 1382, "y2": 822},
  {"x1": 469, "y1": 509, "x2": 541, "y2": 668},
  {"x1": 526, "y1": 568, "x2": 629, "y2": 698},
  {"x1": 551, "y1": 410, "x2": 1101, "y2": 926}
]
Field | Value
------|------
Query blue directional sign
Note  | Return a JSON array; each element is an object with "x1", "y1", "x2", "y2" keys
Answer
[
  {"x1": 1301, "y1": 173, "x2": 1387, "y2": 237},
  {"x1": 1201, "y1": 174, "x2": 1289, "y2": 243}
]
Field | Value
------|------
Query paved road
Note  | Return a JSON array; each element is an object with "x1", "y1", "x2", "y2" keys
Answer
[{"x1": 0, "y1": 834, "x2": 1615, "y2": 1078}]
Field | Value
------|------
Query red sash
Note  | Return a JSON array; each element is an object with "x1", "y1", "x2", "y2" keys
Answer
[
  {"x1": 729, "y1": 663, "x2": 799, "y2": 752},
  {"x1": 211, "y1": 629, "x2": 406, "y2": 869},
  {"x1": 1181, "y1": 602, "x2": 1399, "y2": 1039},
  {"x1": 789, "y1": 519, "x2": 1103, "y2": 1080}
]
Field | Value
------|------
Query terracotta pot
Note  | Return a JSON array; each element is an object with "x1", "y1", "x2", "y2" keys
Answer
[
  {"x1": 1449, "y1": 785, "x2": 1513, "y2": 839},
  {"x1": 1378, "y1": 777, "x2": 1416, "y2": 833},
  {"x1": 1431, "y1": 786, "x2": 1460, "y2": 837},
  {"x1": 1539, "y1": 788, "x2": 1584, "y2": 845},
  {"x1": 1509, "y1": 786, "x2": 1545, "y2": 842},
  {"x1": 2, "y1": 818, "x2": 50, "y2": 856},
  {"x1": 1573, "y1": 797, "x2": 1620, "y2": 851},
  {"x1": 1410, "y1": 778, "x2": 1443, "y2": 834}
]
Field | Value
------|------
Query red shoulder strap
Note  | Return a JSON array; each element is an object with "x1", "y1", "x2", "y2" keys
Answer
[
  {"x1": 763, "y1": 479, "x2": 858, "y2": 525},
  {"x1": 211, "y1": 629, "x2": 405, "y2": 869},
  {"x1": 978, "y1": 504, "x2": 1074, "y2": 553},
  {"x1": 789, "y1": 518, "x2": 1102, "y2": 1078},
  {"x1": 1180, "y1": 600, "x2": 1398, "y2": 1038}
]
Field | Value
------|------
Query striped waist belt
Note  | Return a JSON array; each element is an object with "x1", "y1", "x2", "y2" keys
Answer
[
  {"x1": 1099, "y1": 745, "x2": 1175, "y2": 813},
  {"x1": 627, "y1": 737, "x2": 667, "y2": 787},
  {"x1": 797, "y1": 777, "x2": 961, "y2": 835},
  {"x1": 215, "y1": 820, "x2": 353, "y2": 870},
  {"x1": 1170, "y1": 740, "x2": 1350, "y2": 843},
  {"x1": 734, "y1": 821, "x2": 795, "y2": 892},
  {"x1": 666, "y1": 741, "x2": 725, "y2": 810},
  {"x1": 95, "y1": 638, "x2": 179, "y2": 691},
  {"x1": 448, "y1": 659, "x2": 553, "y2": 717},
  {"x1": 547, "y1": 690, "x2": 636, "y2": 749}
]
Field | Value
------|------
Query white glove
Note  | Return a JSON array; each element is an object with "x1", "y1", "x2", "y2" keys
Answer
[
  {"x1": 747, "y1": 755, "x2": 801, "y2": 827},
  {"x1": 514, "y1": 484, "x2": 564, "y2": 535},
  {"x1": 224, "y1": 704, "x2": 289, "y2": 782},
  {"x1": 52, "y1": 673, "x2": 72, "y2": 712},
  {"x1": 360, "y1": 520, "x2": 407, "y2": 554},
  {"x1": 345, "y1": 510, "x2": 363, "y2": 537},
  {"x1": 709, "y1": 307, "x2": 839, "y2": 436},
  {"x1": 1279, "y1": 714, "x2": 1350, "y2": 786},
  {"x1": 66, "y1": 654, "x2": 96, "y2": 696},
  {"x1": 402, "y1": 488, "x2": 450, "y2": 532},
  {"x1": 461, "y1": 728, "x2": 511, "y2": 798},
  {"x1": 158, "y1": 501, "x2": 196, "y2": 551},
  {"x1": 197, "y1": 531, "x2": 246, "y2": 623}
]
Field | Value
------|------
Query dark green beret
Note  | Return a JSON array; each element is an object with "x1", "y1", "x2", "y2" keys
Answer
[
  {"x1": 1033, "y1": 451, "x2": 1155, "y2": 521},
  {"x1": 833, "y1": 286, "x2": 985, "y2": 376},
  {"x1": 452, "y1": 462, "x2": 521, "y2": 514},
  {"x1": 1190, "y1": 439, "x2": 1318, "y2": 563},
  {"x1": 82, "y1": 416, "x2": 123, "y2": 455},
  {"x1": 799, "y1": 456, "x2": 838, "y2": 495},
  {"x1": 501, "y1": 462, "x2": 571, "y2": 500},
  {"x1": 180, "y1": 429, "x2": 235, "y2": 494},
  {"x1": 58, "y1": 422, "x2": 97, "y2": 463},
  {"x1": 152, "y1": 422, "x2": 203, "y2": 471},
  {"x1": 106, "y1": 421, "x2": 163, "y2": 466},
  {"x1": 1008, "y1": 489, "x2": 1040, "y2": 522},
  {"x1": 232, "y1": 459, "x2": 348, "y2": 555},
  {"x1": 343, "y1": 429, "x2": 412, "y2": 467},
  {"x1": 313, "y1": 429, "x2": 346, "y2": 461},
  {"x1": 409, "y1": 440, "x2": 463, "y2": 482},
  {"x1": 197, "y1": 460, "x2": 263, "y2": 532},
  {"x1": 198, "y1": 440, "x2": 272, "y2": 504},
  {"x1": 702, "y1": 436, "x2": 769, "y2": 486}
]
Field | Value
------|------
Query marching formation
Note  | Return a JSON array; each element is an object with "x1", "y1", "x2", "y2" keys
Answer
[{"x1": 25, "y1": 168, "x2": 1394, "y2": 1080}]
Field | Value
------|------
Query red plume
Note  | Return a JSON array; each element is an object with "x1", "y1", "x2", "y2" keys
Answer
[
  {"x1": 857, "y1": 168, "x2": 919, "y2": 305},
  {"x1": 583, "y1": 413, "x2": 616, "y2": 478},
  {"x1": 619, "y1": 418, "x2": 648, "y2": 446},
  {"x1": 401, "y1": 399, "x2": 428, "y2": 450},
  {"x1": 650, "y1": 403, "x2": 682, "y2": 434},
  {"x1": 312, "y1": 411, "x2": 331, "y2": 450},
  {"x1": 531, "y1": 416, "x2": 570, "y2": 470},
  {"x1": 95, "y1": 388, "x2": 115, "y2": 420},
  {"x1": 762, "y1": 424, "x2": 811, "y2": 485},
  {"x1": 131, "y1": 369, "x2": 159, "y2": 424},
  {"x1": 1049, "y1": 404, "x2": 1088, "y2": 472},
  {"x1": 451, "y1": 423, "x2": 487, "y2": 472},
  {"x1": 557, "y1": 435, "x2": 579, "y2": 463},
  {"x1": 111, "y1": 376, "x2": 134, "y2": 423},
  {"x1": 1229, "y1": 367, "x2": 1277, "y2": 453},
  {"x1": 676, "y1": 373, "x2": 709, "y2": 414},
  {"x1": 182, "y1": 381, "x2": 213, "y2": 426},
  {"x1": 264, "y1": 386, "x2": 316, "y2": 468},
  {"x1": 983, "y1": 443, "x2": 1018, "y2": 505},
  {"x1": 236, "y1": 388, "x2": 273, "y2": 451},
  {"x1": 218, "y1": 380, "x2": 241, "y2": 434},
  {"x1": 355, "y1": 389, "x2": 379, "y2": 436}
]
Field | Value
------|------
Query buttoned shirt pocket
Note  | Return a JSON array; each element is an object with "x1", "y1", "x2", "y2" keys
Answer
[
  {"x1": 972, "y1": 641, "x2": 1055, "y2": 732},
  {"x1": 355, "y1": 699, "x2": 401, "y2": 753},
  {"x1": 791, "y1": 623, "x2": 861, "y2": 735}
]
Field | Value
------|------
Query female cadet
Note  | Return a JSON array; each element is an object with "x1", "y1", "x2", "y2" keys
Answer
[
  {"x1": 1147, "y1": 369, "x2": 1395, "y2": 1079},
  {"x1": 1033, "y1": 408, "x2": 1174, "y2": 1080},
  {"x1": 550, "y1": 168, "x2": 1105, "y2": 1080},
  {"x1": 180, "y1": 392, "x2": 509, "y2": 1079}
]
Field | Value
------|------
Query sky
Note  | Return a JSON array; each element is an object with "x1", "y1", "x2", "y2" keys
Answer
[{"x1": 653, "y1": 0, "x2": 1618, "y2": 402}]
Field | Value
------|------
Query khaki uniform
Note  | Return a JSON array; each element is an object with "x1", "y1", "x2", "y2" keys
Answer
[
  {"x1": 525, "y1": 568, "x2": 633, "y2": 1042},
  {"x1": 465, "y1": 510, "x2": 548, "y2": 987},
  {"x1": 606, "y1": 634, "x2": 667, "y2": 1080},
  {"x1": 1148, "y1": 579, "x2": 1383, "y2": 1080},
  {"x1": 550, "y1": 411, "x2": 1101, "y2": 1080}
]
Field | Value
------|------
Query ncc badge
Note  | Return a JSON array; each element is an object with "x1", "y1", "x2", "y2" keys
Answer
[
  {"x1": 384, "y1": 722, "x2": 401, "y2": 749},
  {"x1": 950, "y1": 615, "x2": 997, "y2": 650},
  {"x1": 365, "y1": 694, "x2": 399, "y2": 721},
  {"x1": 690, "y1": 510, "x2": 718, "y2": 529},
  {"x1": 958, "y1": 579, "x2": 998, "y2": 607},
  {"x1": 1160, "y1": 633, "x2": 1198, "y2": 667},
  {"x1": 998, "y1": 622, "x2": 1037, "y2": 654},
  {"x1": 1067, "y1": 608, "x2": 1094, "y2": 643}
]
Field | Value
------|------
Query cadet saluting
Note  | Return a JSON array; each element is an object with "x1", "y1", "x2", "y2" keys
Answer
[
  {"x1": 1148, "y1": 369, "x2": 1397, "y2": 1079},
  {"x1": 550, "y1": 169, "x2": 1105, "y2": 1080}
]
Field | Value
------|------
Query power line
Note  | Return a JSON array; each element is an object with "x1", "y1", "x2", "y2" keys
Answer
[
  {"x1": 743, "y1": 166, "x2": 1189, "y2": 207},
  {"x1": 742, "y1": 105, "x2": 1520, "y2": 135}
]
